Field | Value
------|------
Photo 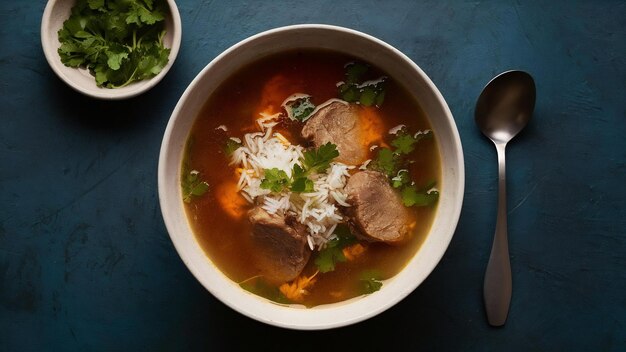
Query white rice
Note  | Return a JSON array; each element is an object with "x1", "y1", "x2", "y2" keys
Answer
[{"x1": 230, "y1": 114, "x2": 352, "y2": 250}]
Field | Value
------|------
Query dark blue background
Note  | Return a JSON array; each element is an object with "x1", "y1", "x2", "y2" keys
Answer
[{"x1": 1, "y1": 0, "x2": 625, "y2": 350}]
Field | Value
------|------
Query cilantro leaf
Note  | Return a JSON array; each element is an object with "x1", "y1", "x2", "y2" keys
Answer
[
  {"x1": 314, "y1": 225, "x2": 357, "y2": 273},
  {"x1": 391, "y1": 130, "x2": 432, "y2": 155},
  {"x1": 301, "y1": 143, "x2": 339, "y2": 174},
  {"x1": 359, "y1": 269, "x2": 384, "y2": 294},
  {"x1": 338, "y1": 62, "x2": 387, "y2": 107},
  {"x1": 370, "y1": 148, "x2": 398, "y2": 177},
  {"x1": 190, "y1": 181, "x2": 209, "y2": 196},
  {"x1": 401, "y1": 185, "x2": 439, "y2": 207},
  {"x1": 391, "y1": 169, "x2": 410, "y2": 188},
  {"x1": 288, "y1": 164, "x2": 312, "y2": 193},
  {"x1": 368, "y1": 128, "x2": 438, "y2": 208},
  {"x1": 224, "y1": 139, "x2": 242, "y2": 156},
  {"x1": 239, "y1": 277, "x2": 290, "y2": 305},
  {"x1": 257, "y1": 144, "x2": 339, "y2": 195},
  {"x1": 391, "y1": 133, "x2": 417, "y2": 154},
  {"x1": 345, "y1": 62, "x2": 368, "y2": 84},
  {"x1": 314, "y1": 243, "x2": 346, "y2": 273},
  {"x1": 290, "y1": 176, "x2": 315, "y2": 193},
  {"x1": 285, "y1": 96, "x2": 316, "y2": 121},
  {"x1": 182, "y1": 170, "x2": 209, "y2": 203},
  {"x1": 260, "y1": 168, "x2": 290, "y2": 193}
]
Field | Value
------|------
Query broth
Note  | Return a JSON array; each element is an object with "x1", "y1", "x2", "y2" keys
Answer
[{"x1": 183, "y1": 50, "x2": 441, "y2": 307}]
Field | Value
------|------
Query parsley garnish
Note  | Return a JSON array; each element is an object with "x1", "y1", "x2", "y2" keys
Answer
[
  {"x1": 285, "y1": 96, "x2": 316, "y2": 121},
  {"x1": 259, "y1": 143, "x2": 339, "y2": 194},
  {"x1": 290, "y1": 164, "x2": 315, "y2": 193},
  {"x1": 391, "y1": 130, "x2": 432, "y2": 155},
  {"x1": 338, "y1": 62, "x2": 387, "y2": 107},
  {"x1": 370, "y1": 148, "x2": 399, "y2": 177},
  {"x1": 359, "y1": 269, "x2": 384, "y2": 294},
  {"x1": 301, "y1": 142, "x2": 340, "y2": 174},
  {"x1": 314, "y1": 225, "x2": 357, "y2": 273},
  {"x1": 224, "y1": 139, "x2": 242, "y2": 156},
  {"x1": 57, "y1": 0, "x2": 171, "y2": 88},
  {"x1": 401, "y1": 185, "x2": 439, "y2": 207},
  {"x1": 369, "y1": 129, "x2": 438, "y2": 207},
  {"x1": 182, "y1": 170, "x2": 209, "y2": 203},
  {"x1": 391, "y1": 169, "x2": 410, "y2": 189},
  {"x1": 239, "y1": 276, "x2": 290, "y2": 304},
  {"x1": 260, "y1": 168, "x2": 290, "y2": 193}
]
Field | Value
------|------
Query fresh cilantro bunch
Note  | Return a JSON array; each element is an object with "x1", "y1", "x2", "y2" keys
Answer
[
  {"x1": 57, "y1": 0, "x2": 171, "y2": 88},
  {"x1": 370, "y1": 129, "x2": 439, "y2": 207}
]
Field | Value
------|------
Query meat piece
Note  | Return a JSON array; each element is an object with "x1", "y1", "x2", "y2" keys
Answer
[
  {"x1": 248, "y1": 207, "x2": 311, "y2": 283},
  {"x1": 301, "y1": 100, "x2": 367, "y2": 165},
  {"x1": 344, "y1": 170, "x2": 414, "y2": 243}
]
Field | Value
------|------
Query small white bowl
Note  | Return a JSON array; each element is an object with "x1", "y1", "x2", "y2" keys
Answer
[
  {"x1": 159, "y1": 25, "x2": 464, "y2": 330},
  {"x1": 41, "y1": 0, "x2": 181, "y2": 100}
]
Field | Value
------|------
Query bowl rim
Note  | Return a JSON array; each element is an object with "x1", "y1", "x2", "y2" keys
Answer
[
  {"x1": 158, "y1": 24, "x2": 464, "y2": 330},
  {"x1": 40, "y1": 0, "x2": 182, "y2": 100}
]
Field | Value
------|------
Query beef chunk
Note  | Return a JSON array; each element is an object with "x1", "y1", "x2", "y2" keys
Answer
[
  {"x1": 248, "y1": 207, "x2": 311, "y2": 283},
  {"x1": 344, "y1": 170, "x2": 414, "y2": 243},
  {"x1": 301, "y1": 100, "x2": 367, "y2": 165}
]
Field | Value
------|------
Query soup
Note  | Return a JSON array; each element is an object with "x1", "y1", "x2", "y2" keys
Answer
[{"x1": 182, "y1": 50, "x2": 441, "y2": 307}]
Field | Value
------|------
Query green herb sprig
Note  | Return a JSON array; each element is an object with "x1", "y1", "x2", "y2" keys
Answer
[
  {"x1": 370, "y1": 129, "x2": 438, "y2": 207},
  {"x1": 314, "y1": 225, "x2": 357, "y2": 273},
  {"x1": 182, "y1": 170, "x2": 209, "y2": 203},
  {"x1": 284, "y1": 96, "x2": 316, "y2": 121},
  {"x1": 359, "y1": 270, "x2": 384, "y2": 294},
  {"x1": 259, "y1": 143, "x2": 339, "y2": 194},
  {"x1": 338, "y1": 62, "x2": 387, "y2": 107}
]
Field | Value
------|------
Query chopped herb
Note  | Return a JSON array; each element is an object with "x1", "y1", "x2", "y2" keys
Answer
[
  {"x1": 239, "y1": 277, "x2": 290, "y2": 304},
  {"x1": 338, "y1": 62, "x2": 387, "y2": 107},
  {"x1": 391, "y1": 169, "x2": 410, "y2": 188},
  {"x1": 314, "y1": 225, "x2": 357, "y2": 273},
  {"x1": 224, "y1": 139, "x2": 242, "y2": 156},
  {"x1": 345, "y1": 62, "x2": 368, "y2": 84},
  {"x1": 359, "y1": 85, "x2": 378, "y2": 106},
  {"x1": 391, "y1": 130, "x2": 432, "y2": 155},
  {"x1": 370, "y1": 148, "x2": 398, "y2": 177},
  {"x1": 259, "y1": 143, "x2": 339, "y2": 195},
  {"x1": 286, "y1": 96, "x2": 316, "y2": 121},
  {"x1": 401, "y1": 185, "x2": 439, "y2": 207},
  {"x1": 301, "y1": 142, "x2": 339, "y2": 174},
  {"x1": 359, "y1": 269, "x2": 384, "y2": 294},
  {"x1": 57, "y1": 0, "x2": 170, "y2": 88},
  {"x1": 260, "y1": 168, "x2": 290, "y2": 193},
  {"x1": 290, "y1": 175, "x2": 315, "y2": 193},
  {"x1": 182, "y1": 170, "x2": 209, "y2": 203},
  {"x1": 338, "y1": 84, "x2": 360, "y2": 103},
  {"x1": 368, "y1": 128, "x2": 438, "y2": 208}
]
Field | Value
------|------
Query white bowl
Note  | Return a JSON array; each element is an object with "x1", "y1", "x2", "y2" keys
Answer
[
  {"x1": 158, "y1": 24, "x2": 464, "y2": 330},
  {"x1": 41, "y1": 0, "x2": 181, "y2": 100}
]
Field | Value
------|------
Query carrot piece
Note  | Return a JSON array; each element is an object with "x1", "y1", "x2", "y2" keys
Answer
[
  {"x1": 215, "y1": 179, "x2": 247, "y2": 219},
  {"x1": 342, "y1": 243, "x2": 367, "y2": 261},
  {"x1": 279, "y1": 271, "x2": 319, "y2": 303}
]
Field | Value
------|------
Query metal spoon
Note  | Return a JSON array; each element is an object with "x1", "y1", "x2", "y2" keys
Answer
[{"x1": 475, "y1": 70, "x2": 535, "y2": 326}]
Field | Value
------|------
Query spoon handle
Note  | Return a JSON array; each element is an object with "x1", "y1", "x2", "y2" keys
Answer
[{"x1": 483, "y1": 142, "x2": 512, "y2": 326}]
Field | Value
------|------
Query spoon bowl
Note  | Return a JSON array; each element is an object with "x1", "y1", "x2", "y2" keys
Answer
[
  {"x1": 476, "y1": 71, "x2": 535, "y2": 143},
  {"x1": 475, "y1": 70, "x2": 535, "y2": 326}
]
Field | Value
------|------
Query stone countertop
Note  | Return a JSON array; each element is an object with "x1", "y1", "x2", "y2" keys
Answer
[{"x1": 1, "y1": 1, "x2": 624, "y2": 350}]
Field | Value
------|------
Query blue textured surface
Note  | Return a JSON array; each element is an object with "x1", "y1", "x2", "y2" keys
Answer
[{"x1": 1, "y1": 0, "x2": 625, "y2": 350}]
